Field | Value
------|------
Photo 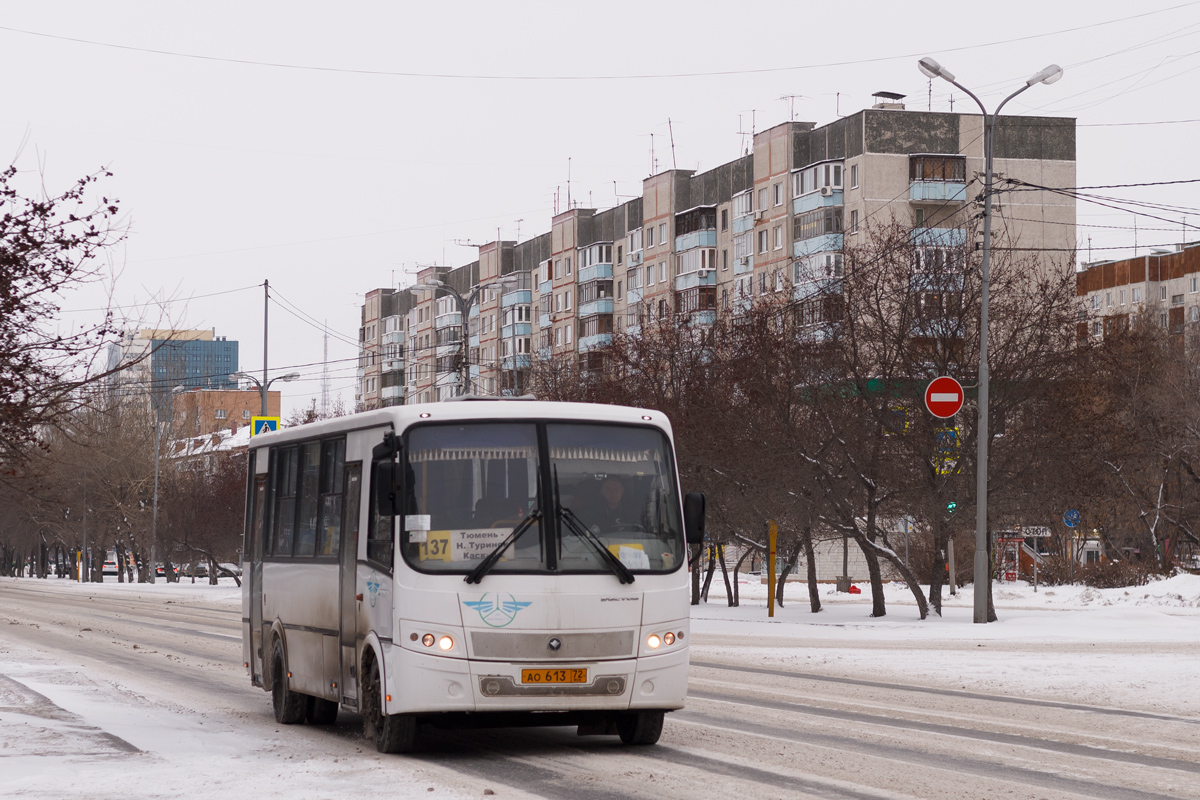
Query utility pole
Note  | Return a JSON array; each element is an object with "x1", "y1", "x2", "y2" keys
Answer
[{"x1": 262, "y1": 280, "x2": 269, "y2": 416}]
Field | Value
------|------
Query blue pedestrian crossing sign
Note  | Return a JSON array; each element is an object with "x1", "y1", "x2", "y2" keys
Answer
[{"x1": 251, "y1": 417, "x2": 280, "y2": 437}]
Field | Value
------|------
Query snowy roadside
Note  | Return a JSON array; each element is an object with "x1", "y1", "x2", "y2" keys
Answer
[{"x1": 688, "y1": 572, "x2": 1200, "y2": 716}]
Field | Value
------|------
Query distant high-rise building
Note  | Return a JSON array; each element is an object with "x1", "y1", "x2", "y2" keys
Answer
[{"x1": 107, "y1": 328, "x2": 240, "y2": 413}]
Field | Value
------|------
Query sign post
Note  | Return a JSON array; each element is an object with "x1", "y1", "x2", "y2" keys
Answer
[
  {"x1": 924, "y1": 377, "x2": 965, "y2": 418},
  {"x1": 767, "y1": 520, "x2": 777, "y2": 618}
]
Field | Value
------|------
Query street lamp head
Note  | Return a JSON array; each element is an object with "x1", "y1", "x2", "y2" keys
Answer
[
  {"x1": 918, "y1": 57, "x2": 955, "y2": 83},
  {"x1": 171, "y1": 385, "x2": 187, "y2": 394},
  {"x1": 280, "y1": 372, "x2": 301, "y2": 382},
  {"x1": 1026, "y1": 64, "x2": 1063, "y2": 86}
]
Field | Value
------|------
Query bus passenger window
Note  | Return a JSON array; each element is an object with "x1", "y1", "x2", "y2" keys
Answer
[
  {"x1": 317, "y1": 439, "x2": 345, "y2": 556},
  {"x1": 294, "y1": 442, "x2": 321, "y2": 557},
  {"x1": 272, "y1": 447, "x2": 299, "y2": 557}
]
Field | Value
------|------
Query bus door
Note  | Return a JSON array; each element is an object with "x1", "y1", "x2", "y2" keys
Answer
[
  {"x1": 249, "y1": 473, "x2": 268, "y2": 684},
  {"x1": 338, "y1": 463, "x2": 363, "y2": 709}
]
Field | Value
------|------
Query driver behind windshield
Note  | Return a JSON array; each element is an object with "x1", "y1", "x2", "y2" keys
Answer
[{"x1": 578, "y1": 476, "x2": 639, "y2": 533}]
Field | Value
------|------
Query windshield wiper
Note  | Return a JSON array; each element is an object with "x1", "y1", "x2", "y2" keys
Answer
[
  {"x1": 464, "y1": 509, "x2": 542, "y2": 585},
  {"x1": 558, "y1": 505, "x2": 635, "y2": 585}
]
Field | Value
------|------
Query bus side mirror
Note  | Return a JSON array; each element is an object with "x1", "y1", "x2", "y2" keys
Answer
[
  {"x1": 373, "y1": 460, "x2": 399, "y2": 517},
  {"x1": 683, "y1": 492, "x2": 706, "y2": 545}
]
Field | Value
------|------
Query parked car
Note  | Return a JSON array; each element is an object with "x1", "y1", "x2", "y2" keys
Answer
[{"x1": 217, "y1": 562, "x2": 243, "y2": 578}]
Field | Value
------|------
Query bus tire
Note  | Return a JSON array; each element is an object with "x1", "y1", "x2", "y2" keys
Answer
[
  {"x1": 306, "y1": 696, "x2": 339, "y2": 725},
  {"x1": 271, "y1": 641, "x2": 305, "y2": 725},
  {"x1": 364, "y1": 659, "x2": 417, "y2": 754},
  {"x1": 617, "y1": 710, "x2": 664, "y2": 745}
]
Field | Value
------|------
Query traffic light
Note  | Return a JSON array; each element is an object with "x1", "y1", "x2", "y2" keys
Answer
[{"x1": 946, "y1": 501, "x2": 957, "y2": 514}]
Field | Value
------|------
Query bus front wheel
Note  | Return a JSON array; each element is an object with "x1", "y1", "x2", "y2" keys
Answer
[
  {"x1": 364, "y1": 659, "x2": 417, "y2": 753},
  {"x1": 617, "y1": 710, "x2": 664, "y2": 745},
  {"x1": 271, "y1": 641, "x2": 305, "y2": 725}
]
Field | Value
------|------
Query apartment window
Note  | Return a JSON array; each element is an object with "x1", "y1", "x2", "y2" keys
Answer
[
  {"x1": 722, "y1": 289, "x2": 729, "y2": 310},
  {"x1": 617, "y1": 245, "x2": 623, "y2": 265},
  {"x1": 659, "y1": 262, "x2": 667, "y2": 283},
  {"x1": 628, "y1": 267, "x2": 641, "y2": 289},
  {"x1": 554, "y1": 259, "x2": 562, "y2": 280},
  {"x1": 1161, "y1": 285, "x2": 1168, "y2": 300},
  {"x1": 734, "y1": 232, "x2": 752, "y2": 260},
  {"x1": 850, "y1": 210, "x2": 859, "y2": 234},
  {"x1": 658, "y1": 223, "x2": 667, "y2": 245},
  {"x1": 773, "y1": 225, "x2": 783, "y2": 250},
  {"x1": 1093, "y1": 321, "x2": 1102, "y2": 337},
  {"x1": 774, "y1": 270, "x2": 784, "y2": 292},
  {"x1": 646, "y1": 266, "x2": 655, "y2": 286},
  {"x1": 242, "y1": 410, "x2": 251, "y2": 420},
  {"x1": 1161, "y1": 312, "x2": 1169, "y2": 328},
  {"x1": 215, "y1": 409, "x2": 227, "y2": 419},
  {"x1": 732, "y1": 192, "x2": 752, "y2": 217},
  {"x1": 1133, "y1": 287, "x2": 1142, "y2": 302},
  {"x1": 1119, "y1": 290, "x2": 1126, "y2": 305},
  {"x1": 628, "y1": 228, "x2": 642, "y2": 253},
  {"x1": 1091, "y1": 295, "x2": 1100, "y2": 310},
  {"x1": 1172, "y1": 294, "x2": 1184, "y2": 305},
  {"x1": 616, "y1": 281, "x2": 623, "y2": 300},
  {"x1": 758, "y1": 188, "x2": 768, "y2": 211},
  {"x1": 721, "y1": 209, "x2": 728, "y2": 231},
  {"x1": 554, "y1": 294, "x2": 562, "y2": 313},
  {"x1": 565, "y1": 257, "x2": 571, "y2": 275},
  {"x1": 565, "y1": 291, "x2": 573, "y2": 310},
  {"x1": 915, "y1": 208, "x2": 925, "y2": 227},
  {"x1": 1192, "y1": 306, "x2": 1200, "y2": 323},
  {"x1": 1106, "y1": 292, "x2": 1112, "y2": 307},
  {"x1": 722, "y1": 249, "x2": 728, "y2": 271},
  {"x1": 554, "y1": 327, "x2": 562, "y2": 346},
  {"x1": 758, "y1": 230, "x2": 769, "y2": 254},
  {"x1": 646, "y1": 226, "x2": 654, "y2": 248},
  {"x1": 1192, "y1": 276, "x2": 1198, "y2": 293},
  {"x1": 773, "y1": 182, "x2": 783, "y2": 206},
  {"x1": 794, "y1": 207, "x2": 842, "y2": 241},
  {"x1": 759, "y1": 273, "x2": 767, "y2": 294},
  {"x1": 909, "y1": 155, "x2": 966, "y2": 182},
  {"x1": 850, "y1": 164, "x2": 858, "y2": 189},
  {"x1": 565, "y1": 325, "x2": 572, "y2": 344}
]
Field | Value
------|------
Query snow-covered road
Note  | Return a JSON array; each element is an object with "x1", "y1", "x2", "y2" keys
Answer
[{"x1": 2, "y1": 575, "x2": 1199, "y2": 799}]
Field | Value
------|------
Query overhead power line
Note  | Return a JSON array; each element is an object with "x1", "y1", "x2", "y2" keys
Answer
[{"x1": 1, "y1": 4, "x2": 1196, "y2": 80}]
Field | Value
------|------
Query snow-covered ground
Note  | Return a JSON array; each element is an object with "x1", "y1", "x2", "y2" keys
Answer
[
  {"x1": 2, "y1": 572, "x2": 1198, "y2": 798},
  {"x1": 690, "y1": 571, "x2": 1200, "y2": 716}
]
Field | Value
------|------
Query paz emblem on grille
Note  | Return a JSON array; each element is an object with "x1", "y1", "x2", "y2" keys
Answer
[{"x1": 548, "y1": 637, "x2": 562, "y2": 651}]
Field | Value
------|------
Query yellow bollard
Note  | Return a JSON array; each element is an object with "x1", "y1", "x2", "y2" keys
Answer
[{"x1": 767, "y1": 521, "x2": 777, "y2": 618}]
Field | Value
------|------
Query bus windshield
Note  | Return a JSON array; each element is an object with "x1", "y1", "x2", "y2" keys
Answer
[{"x1": 400, "y1": 421, "x2": 682, "y2": 575}]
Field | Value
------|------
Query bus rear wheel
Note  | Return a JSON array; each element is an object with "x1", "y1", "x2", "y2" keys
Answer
[
  {"x1": 363, "y1": 659, "x2": 417, "y2": 753},
  {"x1": 271, "y1": 642, "x2": 305, "y2": 725},
  {"x1": 617, "y1": 710, "x2": 664, "y2": 745}
]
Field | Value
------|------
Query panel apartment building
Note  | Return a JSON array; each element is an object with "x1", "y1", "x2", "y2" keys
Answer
[
  {"x1": 1077, "y1": 241, "x2": 1200, "y2": 341},
  {"x1": 357, "y1": 101, "x2": 1076, "y2": 407}
]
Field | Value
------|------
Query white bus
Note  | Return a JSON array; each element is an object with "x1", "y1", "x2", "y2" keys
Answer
[{"x1": 241, "y1": 399, "x2": 705, "y2": 753}]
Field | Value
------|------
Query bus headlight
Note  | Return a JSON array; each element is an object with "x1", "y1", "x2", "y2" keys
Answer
[
  {"x1": 422, "y1": 633, "x2": 435, "y2": 647},
  {"x1": 664, "y1": 632, "x2": 675, "y2": 645},
  {"x1": 647, "y1": 634, "x2": 661, "y2": 649},
  {"x1": 438, "y1": 636, "x2": 454, "y2": 651}
]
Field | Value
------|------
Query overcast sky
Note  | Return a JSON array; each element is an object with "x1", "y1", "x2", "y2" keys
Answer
[{"x1": 5, "y1": 0, "x2": 1199, "y2": 416}]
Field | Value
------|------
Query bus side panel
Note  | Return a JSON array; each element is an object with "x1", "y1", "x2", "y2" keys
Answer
[{"x1": 264, "y1": 559, "x2": 340, "y2": 699}]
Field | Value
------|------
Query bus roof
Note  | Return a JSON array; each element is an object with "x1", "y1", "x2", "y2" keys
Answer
[{"x1": 247, "y1": 400, "x2": 673, "y2": 450}]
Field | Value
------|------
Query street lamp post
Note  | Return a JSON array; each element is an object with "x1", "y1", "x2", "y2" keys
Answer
[
  {"x1": 409, "y1": 279, "x2": 504, "y2": 397},
  {"x1": 917, "y1": 57, "x2": 1062, "y2": 623},
  {"x1": 150, "y1": 385, "x2": 186, "y2": 583},
  {"x1": 230, "y1": 371, "x2": 300, "y2": 417}
]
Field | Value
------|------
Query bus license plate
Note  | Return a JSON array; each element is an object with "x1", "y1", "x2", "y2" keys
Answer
[{"x1": 521, "y1": 668, "x2": 588, "y2": 684}]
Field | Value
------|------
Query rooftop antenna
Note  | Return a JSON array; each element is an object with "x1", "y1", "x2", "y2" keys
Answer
[
  {"x1": 515, "y1": 218, "x2": 523, "y2": 242},
  {"x1": 668, "y1": 118, "x2": 678, "y2": 170},
  {"x1": 779, "y1": 94, "x2": 806, "y2": 121},
  {"x1": 737, "y1": 114, "x2": 754, "y2": 156},
  {"x1": 649, "y1": 133, "x2": 656, "y2": 176},
  {"x1": 567, "y1": 157, "x2": 572, "y2": 210}
]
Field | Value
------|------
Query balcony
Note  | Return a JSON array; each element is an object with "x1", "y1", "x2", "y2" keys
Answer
[
  {"x1": 793, "y1": 190, "x2": 843, "y2": 215},
  {"x1": 910, "y1": 181, "x2": 967, "y2": 202},
  {"x1": 626, "y1": 287, "x2": 643, "y2": 306},
  {"x1": 381, "y1": 385, "x2": 404, "y2": 401},
  {"x1": 382, "y1": 331, "x2": 405, "y2": 345},
  {"x1": 674, "y1": 271, "x2": 716, "y2": 291},
  {"x1": 539, "y1": 313, "x2": 551, "y2": 328},
  {"x1": 500, "y1": 323, "x2": 533, "y2": 339},
  {"x1": 910, "y1": 227, "x2": 967, "y2": 248},
  {"x1": 434, "y1": 312, "x2": 462, "y2": 330},
  {"x1": 500, "y1": 354, "x2": 532, "y2": 370},
  {"x1": 627, "y1": 250, "x2": 643, "y2": 267},
  {"x1": 734, "y1": 256, "x2": 752, "y2": 275},
  {"x1": 579, "y1": 333, "x2": 613, "y2": 351},
  {"x1": 501, "y1": 289, "x2": 532, "y2": 308},
  {"x1": 539, "y1": 279, "x2": 553, "y2": 296},
  {"x1": 578, "y1": 298, "x2": 614, "y2": 317},
  {"x1": 578, "y1": 263, "x2": 613, "y2": 284},
  {"x1": 732, "y1": 214, "x2": 755, "y2": 235},
  {"x1": 793, "y1": 234, "x2": 843, "y2": 259},
  {"x1": 675, "y1": 229, "x2": 717, "y2": 252}
]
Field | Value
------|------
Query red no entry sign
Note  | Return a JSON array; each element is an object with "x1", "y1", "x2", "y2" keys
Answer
[{"x1": 925, "y1": 376, "x2": 964, "y2": 418}]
